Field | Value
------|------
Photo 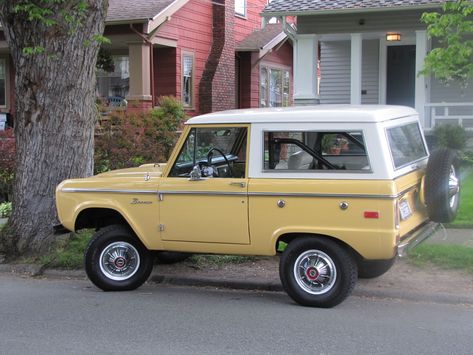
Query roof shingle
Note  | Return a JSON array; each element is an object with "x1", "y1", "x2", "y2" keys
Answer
[
  {"x1": 107, "y1": 0, "x2": 177, "y2": 22},
  {"x1": 236, "y1": 24, "x2": 285, "y2": 51},
  {"x1": 263, "y1": 0, "x2": 448, "y2": 16}
]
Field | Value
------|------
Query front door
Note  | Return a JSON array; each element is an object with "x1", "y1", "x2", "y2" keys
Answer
[
  {"x1": 159, "y1": 125, "x2": 250, "y2": 244},
  {"x1": 386, "y1": 45, "x2": 416, "y2": 108}
]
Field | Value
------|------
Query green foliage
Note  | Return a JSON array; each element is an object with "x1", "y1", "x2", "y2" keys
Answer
[
  {"x1": 450, "y1": 170, "x2": 473, "y2": 226},
  {"x1": 96, "y1": 47, "x2": 115, "y2": 72},
  {"x1": 10, "y1": 0, "x2": 104, "y2": 54},
  {"x1": 408, "y1": 244, "x2": 473, "y2": 273},
  {"x1": 421, "y1": 0, "x2": 473, "y2": 87},
  {"x1": 22, "y1": 46, "x2": 45, "y2": 56},
  {"x1": 433, "y1": 124, "x2": 467, "y2": 150},
  {"x1": 0, "y1": 128, "x2": 15, "y2": 202},
  {"x1": 0, "y1": 202, "x2": 12, "y2": 218},
  {"x1": 40, "y1": 230, "x2": 93, "y2": 269},
  {"x1": 94, "y1": 96, "x2": 187, "y2": 174}
]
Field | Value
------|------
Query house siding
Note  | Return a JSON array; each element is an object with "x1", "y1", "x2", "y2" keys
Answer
[
  {"x1": 298, "y1": 10, "x2": 427, "y2": 35},
  {"x1": 319, "y1": 41, "x2": 350, "y2": 104},
  {"x1": 234, "y1": 0, "x2": 268, "y2": 43},
  {"x1": 361, "y1": 40, "x2": 379, "y2": 104},
  {"x1": 320, "y1": 39, "x2": 379, "y2": 104},
  {"x1": 157, "y1": 0, "x2": 214, "y2": 115}
]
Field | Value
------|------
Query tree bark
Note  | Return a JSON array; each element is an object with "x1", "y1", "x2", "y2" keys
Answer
[{"x1": 0, "y1": 1, "x2": 108, "y2": 256}]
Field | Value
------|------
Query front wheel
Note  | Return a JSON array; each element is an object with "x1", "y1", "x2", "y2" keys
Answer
[
  {"x1": 85, "y1": 225, "x2": 153, "y2": 291},
  {"x1": 279, "y1": 237, "x2": 357, "y2": 308}
]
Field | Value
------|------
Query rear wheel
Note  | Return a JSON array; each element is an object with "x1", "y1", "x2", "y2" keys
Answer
[
  {"x1": 279, "y1": 237, "x2": 357, "y2": 308},
  {"x1": 85, "y1": 225, "x2": 153, "y2": 291}
]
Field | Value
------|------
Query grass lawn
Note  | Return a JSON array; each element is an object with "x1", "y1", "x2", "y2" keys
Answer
[
  {"x1": 450, "y1": 169, "x2": 473, "y2": 227},
  {"x1": 40, "y1": 230, "x2": 94, "y2": 269},
  {"x1": 408, "y1": 244, "x2": 473, "y2": 274}
]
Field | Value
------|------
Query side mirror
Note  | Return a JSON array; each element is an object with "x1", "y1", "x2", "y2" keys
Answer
[{"x1": 189, "y1": 165, "x2": 202, "y2": 181}]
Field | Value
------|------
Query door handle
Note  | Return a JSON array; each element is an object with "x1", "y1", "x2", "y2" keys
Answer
[{"x1": 229, "y1": 182, "x2": 246, "y2": 188}]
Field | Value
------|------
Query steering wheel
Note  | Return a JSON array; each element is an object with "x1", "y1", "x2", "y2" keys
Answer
[{"x1": 207, "y1": 147, "x2": 233, "y2": 177}]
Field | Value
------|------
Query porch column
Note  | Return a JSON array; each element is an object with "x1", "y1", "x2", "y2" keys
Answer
[
  {"x1": 350, "y1": 33, "x2": 362, "y2": 105},
  {"x1": 126, "y1": 41, "x2": 152, "y2": 111},
  {"x1": 293, "y1": 34, "x2": 319, "y2": 106},
  {"x1": 415, "y1": 30, "x2": 429, "y2": 127}
]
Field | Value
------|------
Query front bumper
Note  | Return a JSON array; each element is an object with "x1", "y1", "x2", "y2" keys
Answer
[{"x1": 397, "y1": 221, "x2": 440, "y2": 257}]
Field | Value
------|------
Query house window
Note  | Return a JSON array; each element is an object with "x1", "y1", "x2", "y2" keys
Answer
[
  {"x1": 260, "y1": 66, "x2": 290, "y2": 107},
  {"x1": 182, "y1": 53, "x2": 194, "y2": 107},
  {"x1": 96, "y1": 55, "x2": 129, "y2": 106},
  {"x1": 235, "y1": 0, "x2": 246, "y2": 17},
  {"x1": 0, "y1": 58, "x2": 6, "y2": 107}
]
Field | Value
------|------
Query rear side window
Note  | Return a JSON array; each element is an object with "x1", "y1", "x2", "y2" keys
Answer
[
  {"x1": 263, "y1": 131, "x2": 370, "y2": 171},
  {"x1": 387, "y1": 123, "x2": 427, "y2": 169}
]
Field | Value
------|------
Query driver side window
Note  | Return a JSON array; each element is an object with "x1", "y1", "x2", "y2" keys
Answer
[{"x1": 169, "y1": 126, "x2": 247, "y2": 178}]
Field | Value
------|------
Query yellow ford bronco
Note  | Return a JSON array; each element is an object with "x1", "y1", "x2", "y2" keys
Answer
[{"x1": 56, "y1": 105, "x2": 460, "y2": 307}]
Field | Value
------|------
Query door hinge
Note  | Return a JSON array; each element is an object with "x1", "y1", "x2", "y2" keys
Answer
[
  {"x1": 159, "y1": 224, "x2": 165, "y2": 231},
  {"x1": 158, "y1": 193, "x2": 164, "y2": 201}
]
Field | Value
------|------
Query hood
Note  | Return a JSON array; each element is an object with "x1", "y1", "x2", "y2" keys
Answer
[{"x1": 96, "y1": 163, "x2": 167, "y2": 178}]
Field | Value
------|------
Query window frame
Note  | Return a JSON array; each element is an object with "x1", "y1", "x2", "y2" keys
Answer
[
  {"x1": 262, "y1": 129, "x2": 372, "y2": 173},
  {"x1": 235, "y1": 0, "x2": 247, "y2": 18},
  {"x1": 0, "y1": 56, "x2": 9, "y2": 109},
  {"x1": 96, "y1": 53, "x2": 130, "y2": 107},
  {"x1": 259, "y1": 64, "x2": 291, "y2": 108},
  {"x1": 167, "y1": 124, "x2": 250, "y2": 179},
  {"x1": 181, "y1": 51, "x2": 195, "y2": 109},
  {"x1": 385, "y1": 122, "x2": 428, "y2": 171}
]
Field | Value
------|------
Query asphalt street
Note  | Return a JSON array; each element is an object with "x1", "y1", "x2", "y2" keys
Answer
[{"x1": 1, "y1": 275, "x2": 472, "y2": 355}]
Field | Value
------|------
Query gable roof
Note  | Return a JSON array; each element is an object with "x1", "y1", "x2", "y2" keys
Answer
[
  {"x1": 107, "y1": 0, "x2": 184, "y2": 23},
  {"x1": 236, "y1": 24, "x2": 287, "y2": 51},
  {"x1": 262, "y1": 0, "x2": 447, "y2": 17}
]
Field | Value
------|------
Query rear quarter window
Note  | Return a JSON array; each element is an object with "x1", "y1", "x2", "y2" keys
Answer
[{"x1": 386, "y1": 122, "x2": 427, "y2": 169}]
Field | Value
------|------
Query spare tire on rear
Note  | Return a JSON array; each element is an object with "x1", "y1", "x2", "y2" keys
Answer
[{"x1": 424, "y1": 148, "x2": 460, "y2": 223}]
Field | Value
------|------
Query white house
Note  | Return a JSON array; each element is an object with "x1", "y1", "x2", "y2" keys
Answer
[{"x1": 262, "y1": 0, "x2": 473, "y2": 130}]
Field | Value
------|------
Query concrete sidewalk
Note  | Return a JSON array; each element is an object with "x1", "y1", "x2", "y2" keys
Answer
[{"x1": 425, "y1": 227, "x2": 473, "y2": 247}]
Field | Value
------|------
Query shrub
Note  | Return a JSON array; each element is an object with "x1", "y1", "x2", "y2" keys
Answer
[
  {"x1": 0, "y1": 201, "x2": 12, "y2": 218},
  {"x1": 94, "y1": 96, "x2": 186, "y2": 174},
  {"x1": 433, "y1": 124, "x2": 467, "y2": 150},
  {"x1": 0, "y1": 128, "x2": 15, "y2": 202}
]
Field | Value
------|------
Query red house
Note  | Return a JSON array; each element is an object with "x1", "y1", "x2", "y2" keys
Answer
[{"x1": 0, "y1": 0, "x2": 293, "y2": 124}]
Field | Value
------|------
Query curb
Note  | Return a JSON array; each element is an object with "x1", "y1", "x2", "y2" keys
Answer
[
  {"x1": 2, "y1": 264, "x2": 472, "y2": 305},
  {"x1": 149, "y1": 274, "x2": 284, "y2": 292}
]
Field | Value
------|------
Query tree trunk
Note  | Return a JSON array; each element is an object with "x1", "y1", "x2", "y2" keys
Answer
[{"x1": 0, "y1": 1, "x2": 108, "y2": 256}]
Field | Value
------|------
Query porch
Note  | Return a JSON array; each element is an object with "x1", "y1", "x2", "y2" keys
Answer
[{"x1": 259, "y1": 0, "x2": 470, "y2": 132}]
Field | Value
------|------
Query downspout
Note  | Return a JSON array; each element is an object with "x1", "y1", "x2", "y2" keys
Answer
[{"x1": 130, "y1": 18, "x2": 171, "y2": 108}]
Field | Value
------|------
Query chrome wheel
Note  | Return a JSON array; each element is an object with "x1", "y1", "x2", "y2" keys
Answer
[
  {"x1": 99, "y1": 242, "x2": 141, "y2": 281},
  {"x1": 293, "y1": 250, "x2": 337, "y2": 295},
  {"x1": 448, "y1": 165, "x2": 460, "y2": 209}
]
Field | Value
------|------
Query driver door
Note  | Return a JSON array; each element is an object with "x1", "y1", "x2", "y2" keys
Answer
[{"x1": 158, "y1": 125, "x2": 250, "y2": 244}]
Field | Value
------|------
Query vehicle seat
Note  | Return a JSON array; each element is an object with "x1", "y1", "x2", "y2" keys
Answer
[{"x1": 288, "y1": 150, "x2": 313, "y2": 170}]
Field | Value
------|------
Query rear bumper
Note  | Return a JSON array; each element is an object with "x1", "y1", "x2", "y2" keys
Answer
[{"x1": 397, "y1": 221, "x2": 440, "y2": 257}]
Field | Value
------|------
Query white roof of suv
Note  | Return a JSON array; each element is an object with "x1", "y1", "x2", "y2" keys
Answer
[{"x1": 186, "y1": 105, "x2": 418, "y2": 125}]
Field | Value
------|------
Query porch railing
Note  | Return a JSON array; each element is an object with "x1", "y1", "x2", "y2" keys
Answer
[{"x1": 424, "y1": 102, "x2": 473, "y2": 131}]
